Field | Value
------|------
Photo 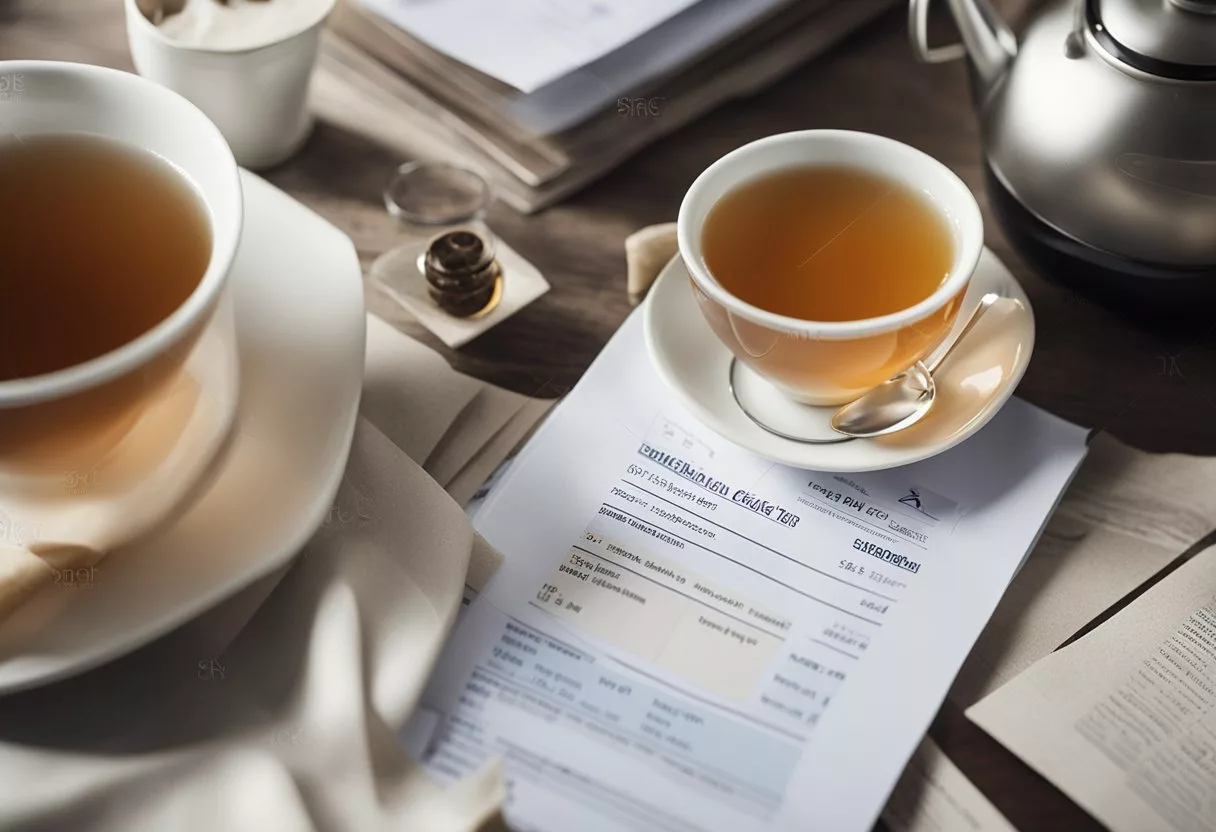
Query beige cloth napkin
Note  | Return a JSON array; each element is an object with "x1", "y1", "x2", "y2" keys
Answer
[
  {"x1": 363, "y1": 314, "x2": 483, "y2": 464},
  {"x1": 0, "y1": 314, "x2": 552, "y2": 832}
]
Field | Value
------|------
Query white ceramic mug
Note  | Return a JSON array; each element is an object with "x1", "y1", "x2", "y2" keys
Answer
[
  {"x1": 124, "y1": 0, "x2": 336, "y2": 169},
  {"x1": 0, "y1": 60, "x2": 242, "y2": 481},
  {"x1": 678, "y1": 130, "x2": 984, "y2": 406}
]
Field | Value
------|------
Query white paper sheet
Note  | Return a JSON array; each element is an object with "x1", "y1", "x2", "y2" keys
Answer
[
  {"x1": 971, "y1": 547, "x2": 1216, "y2": 832},
  {"x1": 354, "y1": 0, "x2": 702, "y2": 93},
  {"x1": 502, "y1": 0, "x2": 808, "y2": 135},
  {"x1": 412, "y1": 310, "x2": 1088, "y2": 832},
  {"x1": 949, "y1": 431, "x2": 1216, "y2": 706}
]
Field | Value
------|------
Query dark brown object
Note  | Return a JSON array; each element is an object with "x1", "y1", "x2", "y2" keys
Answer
[
  {"x1": 10, "y1": 3, "x2": 1216, "y2": 829},
  {"x1": 423, "y1": 230, "x2": 501, "y2": 317}
]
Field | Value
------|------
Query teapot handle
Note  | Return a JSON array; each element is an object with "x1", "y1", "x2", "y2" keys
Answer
[{"x1": 909, "y1": 0, "x2": 967, "y2": 63}]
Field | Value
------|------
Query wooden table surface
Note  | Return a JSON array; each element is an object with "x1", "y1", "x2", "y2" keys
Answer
[{"x1": 4, "y1": 2, "x2": 1213, "y2": 830}]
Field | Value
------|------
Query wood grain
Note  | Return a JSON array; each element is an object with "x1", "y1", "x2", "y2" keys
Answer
[{"x1": 3, "y1": 1, "x2": 1212, "y2": 829}]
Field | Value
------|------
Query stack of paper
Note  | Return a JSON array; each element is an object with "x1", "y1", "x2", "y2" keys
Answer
[
  {"x1": 310, "y1": 0, "x2": 897, "y2": 212},
  {"x1": 884, "y1": 435, "x2": 1216, "y2": 832},
  {"x1": 363, "y1": 314, "x2": 553, "y2": 510},
  {"x1": 971, "y1": 548, "x2": 1216, "y2": 832}
]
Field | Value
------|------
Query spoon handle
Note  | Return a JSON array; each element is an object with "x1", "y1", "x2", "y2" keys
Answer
[{"x1": 925, "y1": 292, "x2": 1001, "y2": 373}]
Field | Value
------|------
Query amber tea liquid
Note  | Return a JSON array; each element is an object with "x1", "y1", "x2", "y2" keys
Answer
[
  {"x1": 0, "y1": 134, "x2": 212, "y2": 381},
  {"x1": 701, "y1": 166, "x2": 954, "y2": 322}
]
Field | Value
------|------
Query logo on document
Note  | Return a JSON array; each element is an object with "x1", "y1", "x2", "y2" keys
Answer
[
  {"x1": 897, "y1": 488, "x2": 939, "y2": 521},
  {"x1": 894, "y1": 485, "x2": 961, "y2": 525}
]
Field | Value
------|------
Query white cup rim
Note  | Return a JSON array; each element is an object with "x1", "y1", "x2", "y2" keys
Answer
[
  {"x1": 0, "y1": 60, "x2": 242, "y2": 407},
  {"x1": 677, "y1": 130, "x2": 984, "y2": 341},
  {"x1": 123, "y1": 0, "x2": 338, "y2": 55}
]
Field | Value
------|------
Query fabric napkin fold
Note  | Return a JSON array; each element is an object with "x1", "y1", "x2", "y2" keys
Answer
[
  {"x1": 0, "y1": 417, "x2": 504, "y2": 831},
  {"x1": 363, "y1": 313, "x2": 483, "y2": 464},
  {"x1": 0, "y1": 313, "x2": 556, "y2": 832},
  {"x1": 447, "y1": 397, "x2": 554, "y2": 507},
  {"x1": 424, "y1": 383, "x2": 532, "y2": 488}
]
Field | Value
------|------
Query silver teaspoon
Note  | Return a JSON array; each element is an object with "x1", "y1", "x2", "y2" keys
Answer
[{"x1": 830, "y1": 292, "x2": 1002, "y2": 439}]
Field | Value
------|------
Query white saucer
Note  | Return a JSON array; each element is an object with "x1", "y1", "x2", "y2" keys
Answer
[
  {"x1": 643, "y1": 248, "x2": 1035, "y2": 472},
  {"x1": 0, "y1": 297, "x2": 240, "y2": 556},
  {"x1": 0, "y1": 170, "x2": 365, "y2": 693}
]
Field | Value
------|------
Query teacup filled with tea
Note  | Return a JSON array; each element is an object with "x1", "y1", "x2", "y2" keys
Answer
[
  {"x1": 0, "y1": 135, "x2": 212, "y2": 383},
  {"x1": 678, "y1": 130, "x2": 983, "y2": 406},
  {"x1": 0, "y1": 61, "x2": 242, "y2": 478}
]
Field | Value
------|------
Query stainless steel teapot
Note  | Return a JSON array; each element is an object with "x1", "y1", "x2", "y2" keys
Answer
[{"x1": 911, "y1": 0, "x2": 1216, "y2": 309}]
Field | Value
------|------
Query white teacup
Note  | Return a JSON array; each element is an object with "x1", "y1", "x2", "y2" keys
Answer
[
  {"x1": 678, "y1": 130, "x2": 984, "y2": 406},
  {"x1": 0, "y1": 60, "x2": 242, "y2": 488}
]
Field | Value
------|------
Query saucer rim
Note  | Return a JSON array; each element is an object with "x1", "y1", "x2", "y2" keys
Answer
[
  {"x1": 642, "y1": 248, "x2": 1034, "y2": 473},
  {"x1": 0, "y1": 170, "x2": 364, "y2": 694}
]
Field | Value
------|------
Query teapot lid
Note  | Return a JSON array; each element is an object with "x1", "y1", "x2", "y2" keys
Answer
[{"x1": 1090, "y1": 0, "x2": 1216, "y2": 80}]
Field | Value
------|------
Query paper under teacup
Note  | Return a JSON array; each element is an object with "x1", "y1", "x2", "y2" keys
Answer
[{"x1": 677, "y1": 130, "x2": 983, "y2": 407}]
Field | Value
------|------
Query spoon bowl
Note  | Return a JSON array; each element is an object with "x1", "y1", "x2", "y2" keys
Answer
[
  {"x1": 831, "y1": 292, "x2": 1001, "y2": 439},
  {"x1": 831, "y1": 362, "x2": 936, "y2": 438}
]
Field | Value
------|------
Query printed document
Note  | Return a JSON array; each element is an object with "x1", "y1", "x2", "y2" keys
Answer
[
  {"x1": 971, "y1": 546, "x2": 1216, "y2": 832},
  {"x1": 411, "y1": 310, "x2": 1088, "y2": 832}
]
